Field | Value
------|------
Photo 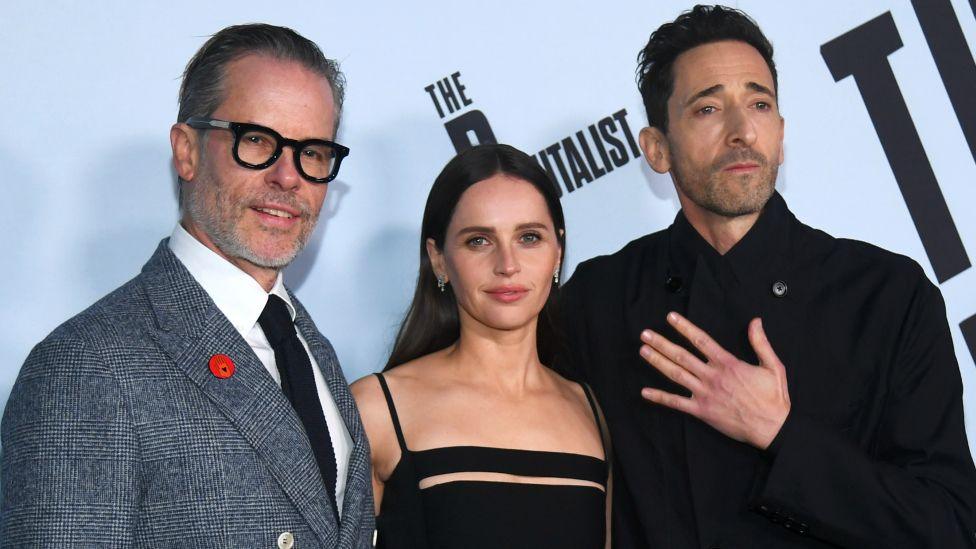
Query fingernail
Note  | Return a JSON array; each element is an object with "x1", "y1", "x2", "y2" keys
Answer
[
  {"x1": 639, "y1": 345, "x2": 651, "y2": 359},
  {"x1": 667, "y1": 311, "x2": 678, "y2": 322},
  {"x1": 641, "y1": 329, "x2": 653, "y2": 342},
  {"x1": 641, "y1": 388, "x2": 654, "y2": 399}
]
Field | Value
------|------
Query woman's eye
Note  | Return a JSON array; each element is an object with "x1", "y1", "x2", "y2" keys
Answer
[
  {"x1": 698, "y1": 105, "x2": 716, "y2": 115},
  {"x1": 466, "y1": 236, "x2": 488, "y2": 247},
  {"x1": 520, "y1": 232, "x2": 542, "y2": 244}
]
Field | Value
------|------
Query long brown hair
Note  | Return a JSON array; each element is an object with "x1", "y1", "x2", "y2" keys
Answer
[{"x1": 384, "y1": 144, "x2": 567, "y2": 370}]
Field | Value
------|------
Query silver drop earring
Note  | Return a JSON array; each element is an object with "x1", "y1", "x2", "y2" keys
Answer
[{"x1": 436, "y1": 275, "x2": 447, "y2": 292}]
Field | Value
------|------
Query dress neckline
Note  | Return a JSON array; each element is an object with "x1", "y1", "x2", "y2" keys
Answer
[{"x1": 410, "y1": 444, "x2": 605, "y2": 463}]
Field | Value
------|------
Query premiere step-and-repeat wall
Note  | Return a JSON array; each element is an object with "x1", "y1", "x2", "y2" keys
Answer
[{"x1": 1, "y1": 0, "x2": 975, "y2": 457}]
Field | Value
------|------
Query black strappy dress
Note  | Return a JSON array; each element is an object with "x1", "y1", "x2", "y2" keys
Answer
[{"x1": 373, "y1": 373, "x2": 608, "y2": 549}]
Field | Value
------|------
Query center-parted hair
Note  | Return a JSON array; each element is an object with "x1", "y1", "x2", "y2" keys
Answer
[
  {"x1": 637, "y1": 4, "x2": 776, "y2": 132},
  {"x1": 385, "y1": 144, "x2": 568, "y2": 371},
  {"x1": 177, "y1": 23, "x2": 346, "y2": 131}
]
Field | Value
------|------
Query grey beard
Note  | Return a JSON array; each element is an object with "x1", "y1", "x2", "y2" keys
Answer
[{"x1": 183, "y1": 178, "x2": 317, "y2": 269}]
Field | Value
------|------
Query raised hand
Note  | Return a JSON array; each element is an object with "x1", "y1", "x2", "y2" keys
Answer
[{"x1": 639, "y1": 312, "x2": 791, "y2": 450}]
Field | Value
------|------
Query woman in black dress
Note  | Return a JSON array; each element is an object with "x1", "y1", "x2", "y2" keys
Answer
[{"x1": 351, "y1": 144, "x2": 610, "y2": 548}]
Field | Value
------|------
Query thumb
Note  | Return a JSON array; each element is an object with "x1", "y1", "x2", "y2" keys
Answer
[{"x1": 748, "y1": 318, "x2": 782, "y2": 370}]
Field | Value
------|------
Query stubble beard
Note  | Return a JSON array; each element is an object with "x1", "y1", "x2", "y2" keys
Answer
[
  {"x1": 671, "y1": 146, "x2": 779, "y2": 218},
  {"x1": 183, "y1": 168, "x2": 319, "y2": 270}
]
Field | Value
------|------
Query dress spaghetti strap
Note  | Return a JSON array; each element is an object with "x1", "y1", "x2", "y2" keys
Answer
[
  {"x1": 374, "y1": 373, "x2": 408, "y2": 452},
  {"x1": 579, "y1": 382, "x2": 611, "y2": 465}
]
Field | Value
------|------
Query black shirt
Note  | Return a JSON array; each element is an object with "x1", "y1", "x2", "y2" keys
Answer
[{"x1": 561, "y1": 193, "x2": 976, "y2": 548}]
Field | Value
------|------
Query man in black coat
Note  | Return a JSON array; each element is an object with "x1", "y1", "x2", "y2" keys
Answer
[{"x1": 561, "y1": 5, "x2": 976, "y2": 548}]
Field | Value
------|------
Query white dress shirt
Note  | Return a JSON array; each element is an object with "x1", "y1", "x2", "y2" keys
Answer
[{"x1": 168, "y1": 224, "x2": 352, "y2": 516}]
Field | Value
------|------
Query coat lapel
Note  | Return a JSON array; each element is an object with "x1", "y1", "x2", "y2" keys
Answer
[
  {"x1": 292, "y1": 300, "x2": 373, "y2": 547},
  {"x1": 140, "y1": 241, "x2": 340, "y2": 546},
  {"x1": 622, "y1": 226, "x2": 694, "y2": 395}
]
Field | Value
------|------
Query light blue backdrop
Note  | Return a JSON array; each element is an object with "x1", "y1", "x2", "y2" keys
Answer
[{"x1": 1, "y1": 0, "x2": 974, "y2": 459}]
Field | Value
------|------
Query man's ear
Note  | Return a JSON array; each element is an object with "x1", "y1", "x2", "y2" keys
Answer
[
  {"x1": 639, "y1": 126, "x2": 671, "y2": 174},
  {"x1": 171, "y1": 123, "x2": 200, "y2": 182},
  {"x1": 778, "y1": 115, "x2": 785, "y2": 165},
  {"x1": 426, "y1": 237, "x2": 447, "y2": 283}
]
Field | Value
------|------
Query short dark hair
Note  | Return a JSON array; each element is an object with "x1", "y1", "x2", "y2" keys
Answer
[
  {"x1": 177, "y1": 23, "x2": 345, "y2": 132},
  {"x1": 385, "y1": 144, "x2": 568, "y2": 371},
  {"x1": 637, "y1": 4, "x2": 776, "y2": 132}
]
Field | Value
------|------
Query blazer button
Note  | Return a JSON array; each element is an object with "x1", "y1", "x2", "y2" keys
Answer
[
  {"x1": 771, "y1": 280, "x2": 788, "y2": 298},
  {"x1": 666, "y1": 275, "x2": 683, "y2": 293},
  {"x1": 277, "y1": 532, "x2": 294, "y2": 549}
]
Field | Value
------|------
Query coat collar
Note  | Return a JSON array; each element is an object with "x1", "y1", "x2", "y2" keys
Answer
[
  {"x1": 167, "y1": 223, "x2": 296, "y2": 338},
  {"x1": 140, "y1": 240, "x2": 369, "y2": 546},
  {"x1": 623, "y1": 191, "x2": 807, "y2": 388},
  {"x1": 668, "y1": 191, "x2": 796, "y2": 290}
]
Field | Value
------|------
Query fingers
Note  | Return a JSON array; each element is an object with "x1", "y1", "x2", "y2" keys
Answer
[
  {"x1": 640, "y1": 328, "x2": 710, "y2": 381},
  {"x1": 639, "y1": 341, "x2": 705, "y2": 393},
  {"x1": 641, "y1": 387, "x2": 700, "y2": 416},
  {"x1": 666, "y1": 312, "x2": 734, "y2": 363},
  {"x1": 747, "y1": 318, "x2": 783, "y2": 371}
]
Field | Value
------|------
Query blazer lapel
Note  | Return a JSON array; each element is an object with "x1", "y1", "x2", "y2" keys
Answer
[
  {"x1": 292, "y1": 300, "x2": 372, "y2": 547},
  {"x1": 622, "y1": 229, "x2": 688, "y2": 393},
  {"x1": 140, "y1": 241, "x2": 340, "y2": 546}
]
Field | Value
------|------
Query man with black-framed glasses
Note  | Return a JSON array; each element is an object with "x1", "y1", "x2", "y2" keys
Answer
[
  {"x1": 1, "y1": 23, "x2": 374, "y2": 548},
  {"x1": 183, "y1": 117, "x2": 349, "y2": 185}
]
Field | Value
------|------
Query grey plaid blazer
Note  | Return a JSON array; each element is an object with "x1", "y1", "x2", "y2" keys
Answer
[{"x1": 1, "y1": 241, "x2": 375, "y2": 548}]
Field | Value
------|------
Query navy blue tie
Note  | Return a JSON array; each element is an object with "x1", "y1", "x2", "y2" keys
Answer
[{"x1": 258, "y1": 294, "x2": 339, "y2": 520}]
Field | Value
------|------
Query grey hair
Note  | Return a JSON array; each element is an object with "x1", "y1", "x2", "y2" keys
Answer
[{"x1": 177, "y1": 23, "x2": 346, "y2": 132}]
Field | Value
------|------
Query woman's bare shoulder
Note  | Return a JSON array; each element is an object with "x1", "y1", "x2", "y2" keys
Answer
[
  {"x1": 543, "y1": 366, "x2": 591, "y2": 405},
  {"x1": 350, "y1": 373, "x2": 389, "y2": 430},
  {"x1": 380, "y1": 347, "x2": 453, "y2": 386}
]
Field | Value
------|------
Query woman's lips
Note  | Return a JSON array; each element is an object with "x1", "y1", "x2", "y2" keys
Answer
[{"x1": 485, "y1": 286, "x2": 529, "y2": 303}]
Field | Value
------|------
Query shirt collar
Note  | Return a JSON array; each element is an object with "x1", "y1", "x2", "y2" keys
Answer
[
  {"x1": 168, "y1": 224, "x2": 297, "y2": 338},
  {"x1": 669, "y1": 191, "x2": 795, "y2": 284}
]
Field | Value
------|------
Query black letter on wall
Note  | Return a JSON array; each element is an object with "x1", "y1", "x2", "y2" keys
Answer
[
  {"x1": 445, "y1": 110, "x2": 498, "y2": 153},
  {"x1": 962, "y1": 314, "x2": 976, "y2": 369},
  {"x1": 911, "y1": 0, "x2": 976, "y2": 165},
  {"x1": 821, "y1": 12, "x2": 970, "y2": 283}
]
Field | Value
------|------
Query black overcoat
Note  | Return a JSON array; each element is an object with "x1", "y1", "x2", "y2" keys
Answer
[{"x1": 561, "y1": 193, "x2": 976, "y2": 548}]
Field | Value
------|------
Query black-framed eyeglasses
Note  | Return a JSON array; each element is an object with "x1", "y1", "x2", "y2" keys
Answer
[{"x1": 185, "y1": 117, "x2": 349, "y2": 183}]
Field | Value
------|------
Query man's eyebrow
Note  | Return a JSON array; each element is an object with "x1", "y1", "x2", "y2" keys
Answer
[
  {"x1": 684, "y1": 82, "x2": 777, "y2": 107},
  {"x1": 684, "y1": 84, "x2": 723, "y2": 107},
  {"x1": 747, "y1": 81, "x2": 776, "y2": 98}
]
